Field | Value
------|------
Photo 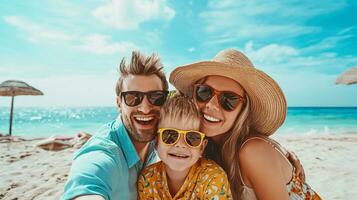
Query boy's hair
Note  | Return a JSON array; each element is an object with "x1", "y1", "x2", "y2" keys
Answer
[
  {"x1": 115, "y1": 51, "x2": 168, "y2": 96},
  {"x1": 159, "y1": 94, "x2": 201, "y2": 129}
]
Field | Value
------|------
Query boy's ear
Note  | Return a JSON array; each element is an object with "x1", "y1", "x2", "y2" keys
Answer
[
  {"x1": 200, "y1": 139, "x2": 208, "y2": 155},
  {"x1": 117, "y1": 96, "x2": 122, "y2": 113}
]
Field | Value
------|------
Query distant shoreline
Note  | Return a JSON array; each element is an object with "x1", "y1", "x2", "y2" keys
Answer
[
  {"x1": 1, "y1": 106, "x2": 357, "y2": 108},
  {"x1": 1, "y1": 107, "x2": 357, "y2": 137}
]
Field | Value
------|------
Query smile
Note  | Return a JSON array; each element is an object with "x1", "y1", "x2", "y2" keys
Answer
[
  {"x1": 168, "y1": 153, "x2": 190, "y2": 159},
  {"x1": 134, "y1": 116, "x2": 154, "y2": 121},
  {"x1": 133, "y1": 116, "x2": 155, "y2": 125},
  {"x1": 203, "y1": 114, "x2": 221, "y2": 123}
]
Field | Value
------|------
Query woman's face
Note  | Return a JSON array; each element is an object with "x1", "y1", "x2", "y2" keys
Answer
[{"x1": 194, "y1": 75, "x2": 245, "y2": 138}]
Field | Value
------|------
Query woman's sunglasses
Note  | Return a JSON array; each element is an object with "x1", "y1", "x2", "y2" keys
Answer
[
  {"x1": 121, "y1": 90, "x2": 169, "y2": 107},
  {"x1": 194, "y1": 84, "x2": 244, "y2": 111},
  {"x1": 158, "y1": 128, "x2": 205, "y2": 148}
]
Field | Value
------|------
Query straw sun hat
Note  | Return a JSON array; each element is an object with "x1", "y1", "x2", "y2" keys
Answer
[{"x1": 169, "y1": 49, "x2": 287, "y2": 136}]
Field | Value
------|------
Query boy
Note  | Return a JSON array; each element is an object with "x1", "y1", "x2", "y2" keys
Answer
[{"x1": 137, "y1": 95, "x2": 232, "y2": 199}]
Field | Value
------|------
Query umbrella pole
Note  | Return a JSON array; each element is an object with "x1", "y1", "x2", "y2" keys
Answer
[{"x1": 9, "y1": 96, "x2": 14, "y2": 136}]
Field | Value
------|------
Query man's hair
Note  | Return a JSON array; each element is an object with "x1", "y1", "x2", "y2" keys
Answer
[
  {"x1": 115, "y1": 51, "x2": 168, "y2": 96},
  {"x1": 159, "y1": 94, "x2": 201, "y2": 129}
]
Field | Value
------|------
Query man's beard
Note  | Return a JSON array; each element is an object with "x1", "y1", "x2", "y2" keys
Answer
[{"x1": 121, "y1": 110, "x2": 160, "y2": 143}]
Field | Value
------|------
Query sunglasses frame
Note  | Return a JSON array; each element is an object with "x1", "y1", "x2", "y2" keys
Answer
[
  {"x1": 158, "y1": 128, "x2": 205, "y2": 148},
  {"x1": 120, "y1": 90, "x2": 169, "y2": 107},
  {"x1": 194, "y1": 84, "x2": 245, "y2": 111}
]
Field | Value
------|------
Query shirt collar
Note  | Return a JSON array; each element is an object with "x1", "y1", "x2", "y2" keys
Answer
[{"x1": 115, "y1": 117, "x2": 156, "y2": 168}]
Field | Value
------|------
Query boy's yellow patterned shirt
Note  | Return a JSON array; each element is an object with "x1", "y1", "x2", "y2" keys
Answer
[{"x1": 137, "y1": 158, "x2": 232, "y2": 200}]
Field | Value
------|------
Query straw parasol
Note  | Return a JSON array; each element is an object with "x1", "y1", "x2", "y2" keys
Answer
[
  {"x1": 336, "y1": 66, "x2": 357, "y2": 85},
  {"x1": 0, "y1": 80, "x2": 43, "y2": 136}
]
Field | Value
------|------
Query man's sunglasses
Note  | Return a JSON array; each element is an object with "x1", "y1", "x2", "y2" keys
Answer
[
  {"x1": 158, "y1": 128, "x2": 205, "y2": 148},
  {"x1": 194, "y1": 84, "x2": 244, "y2": 111},
  {"x1": 121, "y1": 90, "x2": 169, "y2": 107}
]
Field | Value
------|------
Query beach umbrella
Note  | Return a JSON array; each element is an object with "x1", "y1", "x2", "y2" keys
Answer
[
  {"x1": 336, "y1": 66, "x2": 357, "y2": 85},
  {"x1": 0, "y1": 80, "x2": 43, "y2": 136}
]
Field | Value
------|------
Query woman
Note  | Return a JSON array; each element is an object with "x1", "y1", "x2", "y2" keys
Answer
[{"x1": 169, "y1": 49, "x2": 321, "y2": 199}]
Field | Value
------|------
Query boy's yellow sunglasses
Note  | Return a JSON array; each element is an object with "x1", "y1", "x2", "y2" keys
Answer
[{"x1": 158, "y1": 128, "x2": 205, "y2": 148}]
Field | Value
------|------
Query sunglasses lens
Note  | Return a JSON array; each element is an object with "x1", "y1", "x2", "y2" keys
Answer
[
  {"x1": 196, "y1": 85, "x2": 212, "y2": 102},
  {"x1": 220, "y1": 92, "x2": 240, "y2": 111},
  {"x1": 162, "y1": 129, "x2": 179, "y2": 145},
  {"x1": 148, "y1": 91, "x2": 168, "y2": 106},
  {"x1": 123, "y1": 92, "x2": 142, "y2": 106},
  {"x1": 185, "y1": 132, "x2": 203, "y2": 147}
]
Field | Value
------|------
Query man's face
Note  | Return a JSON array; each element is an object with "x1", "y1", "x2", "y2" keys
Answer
[{"x1": 117, "y1": 74, "x2": 164, "y2": 143}]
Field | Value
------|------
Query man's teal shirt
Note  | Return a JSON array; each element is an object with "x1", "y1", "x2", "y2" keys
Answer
[{"x1": 61, "y1": 118, "x2": 157, "y2": 200}]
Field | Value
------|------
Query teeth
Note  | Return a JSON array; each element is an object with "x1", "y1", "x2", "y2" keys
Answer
[
  {"x1": 203, "y1": 114, "x2": 220, "y2": 122},
  {"x1": 170, "y1": 153, "x2": 189, "y2": 158},
  {"x1": 135, "y1": 117, "x2": 153, "y2": 121}
]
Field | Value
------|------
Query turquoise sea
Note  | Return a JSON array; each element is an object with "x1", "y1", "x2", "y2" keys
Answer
[{"x1": 0, "y1": 107, "x2": 356, "y2": 137}]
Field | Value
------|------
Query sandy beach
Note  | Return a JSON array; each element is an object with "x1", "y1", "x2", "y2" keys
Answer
[
  {"x1": 1, "y1": 134, "x2": 356, "y2": 200},
  {"x1": 273, "y1": 134, "x2": 357, "y2": 200}
]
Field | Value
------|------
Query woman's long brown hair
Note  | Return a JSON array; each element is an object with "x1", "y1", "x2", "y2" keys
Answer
[
  {"x1": 194, "y1": 77, "x2": 253, "y2": 199},
  {"x1": 204, "y1": 96, "x2": 252, "y2": 199}
]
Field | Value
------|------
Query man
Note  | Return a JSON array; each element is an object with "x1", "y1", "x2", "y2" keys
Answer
[{"x1": 62, "y1": 51, "x2": 169, "y2": 200}]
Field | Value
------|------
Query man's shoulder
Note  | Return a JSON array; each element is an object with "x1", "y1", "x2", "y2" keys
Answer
[
  {"x1": 73, "y1": 120, "x2": 125, "y2": 161},
  {"x1": 62, "y1": 125, "x2": 127, "y2": 200},
  {"x1": 95, "y1": 119, "x2": 123, "y2": 140}
]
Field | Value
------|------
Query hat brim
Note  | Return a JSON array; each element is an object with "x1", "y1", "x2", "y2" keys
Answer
[{"x1": 169, "y1": 61, "x2": 287, "y2": 136}]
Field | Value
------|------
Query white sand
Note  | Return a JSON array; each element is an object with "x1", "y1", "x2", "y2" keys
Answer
[
  {"x1": 273, "y1": 134, "x2": 357, "y2": 199},
  {"x1": 0, "y1": 138, "x2": 74, "y2": 200},
  {"x1": 1, "y1": 134, "x2": 356, "y2": 200}
]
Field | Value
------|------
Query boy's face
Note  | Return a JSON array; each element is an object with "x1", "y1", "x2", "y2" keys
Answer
[{"x1": 157, "y1": 117, "x2": 207, "y2": 172}]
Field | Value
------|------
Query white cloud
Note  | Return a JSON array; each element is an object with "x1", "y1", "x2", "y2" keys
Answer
[
  {"x1": 235, "y1": 40, "x2": 357, "y2": 106},
  {"x1": 303, "y1": 34, "x2": 354, "y2": 53},
  {"x1": 276, "y1": 70, "x2": 357, "y2": 106},
  {"x1": 200, "y1": 0, "x2": 346, "y2": 45},
  {"x1": 242, "y1": 41, "x2": 357, "y2": 75},
  {"x1": 0, "y1": 65, "x2": 25, "y2": 75},
  {"x1": 4, "y1": 15, "x2": 138, "y2": 55},
  {"x1": 200, "y1": 17, "x2": 319, "y2": 46},
  {"x1": 207, "y1": 24, "x2": 319, "y2": 42},
  {"x1": 4, "y1": 16, "x2": 74, "y2": 44},
  {"x1": 92, "y1": 0, "x2": 175, "y2": 29},
  {"x1": 187, "y1": 47, "x2": 195, "y2": 52},
  {"x1": 206, "y1": 0, "x2": 345, "y2": 17},
  {"x1": 0, "y1": 63, "x2": 58, "y2": 81},
  {"x1": 244, "y1": 41, "x2": 299, "y2": 63},
  {"x1": 338, "y1": 26, "x2": 355, "y2": 35},
  {"x1": 0, "y1": 74, "x2": 118, "y2": 107},
  {"x1": 74, "y1": 34, "x2": 138, "y2": 54}
]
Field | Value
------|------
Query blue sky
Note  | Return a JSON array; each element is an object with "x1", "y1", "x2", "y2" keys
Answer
[{"x1": 0, "y1": 0, "x2": 356, "y2": 107}]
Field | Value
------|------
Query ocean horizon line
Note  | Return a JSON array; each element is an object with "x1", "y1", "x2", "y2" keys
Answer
[{"x1": 1, "y1": 106, "x2": 357, "y2": 109}]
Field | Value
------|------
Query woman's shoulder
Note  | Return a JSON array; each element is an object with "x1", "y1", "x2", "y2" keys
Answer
[
  {"x1": 239, "y1": 137, "x2": 281, "y2": 168},
  {"x1": 240, "y1": 136, "x2": 276, "y2": 155}
]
